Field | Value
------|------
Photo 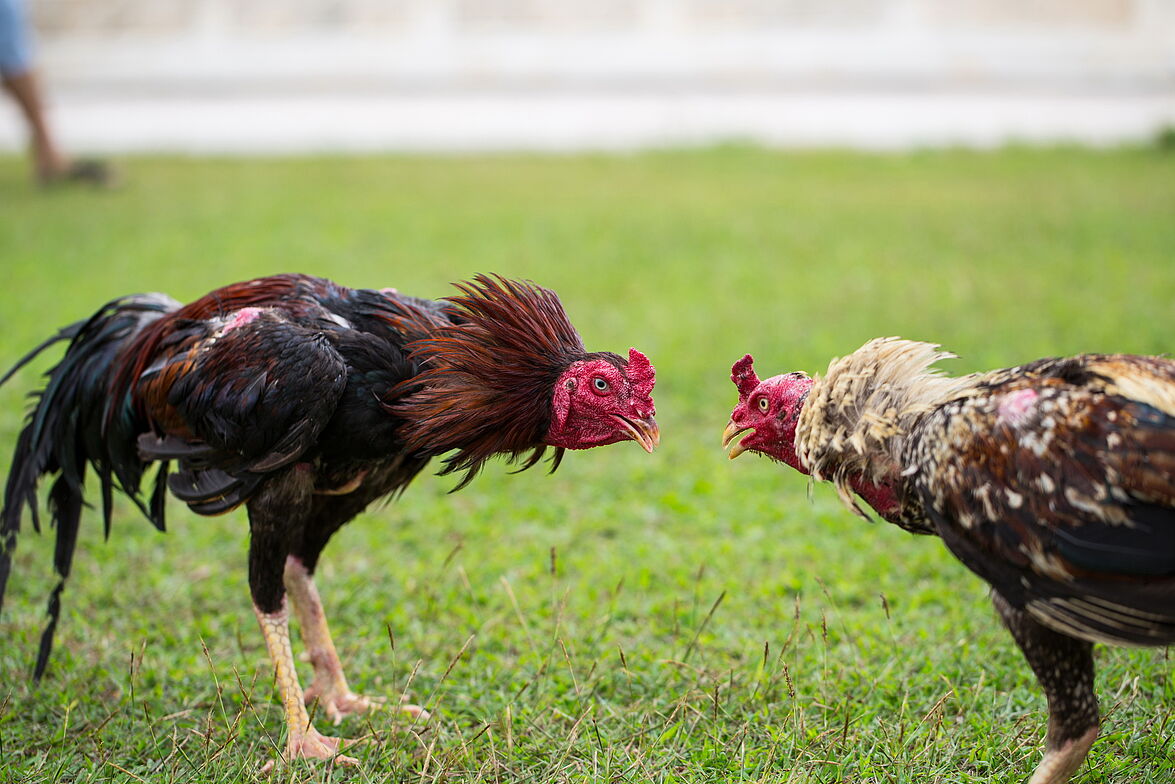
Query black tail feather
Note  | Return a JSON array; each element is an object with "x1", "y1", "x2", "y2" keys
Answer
[
  {"x1": 0, "y1": 292, "x2": 180, "y2": 678},
  {"x1": 0, "y1": 511, "x2": 18, "y2": 630},
  {"x1": 150, "y1": 461, "x2": 169, "y2": 532},
  {"x1": 49, "y1": 470, "x2": 83, "y2": 586},
  {"x1": 34, "y1": 581, "x2": 66, "y2": 681},
  {"x1": 32, "y1": 470, "x2": 85, "y2": 682},
  {"x1": 99, "y1": 462, "x2": 114, "y2": 540},
  {"x1": 0, "y1": 323, "x2": 83, "y2": 388}
]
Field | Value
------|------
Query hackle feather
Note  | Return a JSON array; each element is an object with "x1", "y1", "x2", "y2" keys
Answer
[
  {"x1": 795, "y1": 337, "x2": 977, "y2": 516},
  {"x1": 384, "y1": 274, "x2": 601, "y2": 489}
]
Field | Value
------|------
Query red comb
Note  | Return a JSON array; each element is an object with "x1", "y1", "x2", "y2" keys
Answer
[
  {"x1": 731, "y1": 354, "x2": 760, "y2": 400},
  {"x1": 627, "y1": 348, "x2": 656, "y2": 400}
]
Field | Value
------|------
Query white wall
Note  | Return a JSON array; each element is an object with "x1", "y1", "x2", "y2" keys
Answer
[{"x1": 5, "y1": 0, "x2": 1174, "y2": 152}]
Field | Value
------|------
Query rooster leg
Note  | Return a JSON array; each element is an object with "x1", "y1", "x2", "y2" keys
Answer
[
  {"x1": 254, "y1": 599, "x2": 359, "y2": 766},
  {"x1": 283, "y1": 555, "x2": 430, "y2": 725},
  {"x1": 993, "y1": 592, "x2": 1098, "y2": 784}
]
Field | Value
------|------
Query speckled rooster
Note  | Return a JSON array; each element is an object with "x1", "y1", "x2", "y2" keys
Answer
[
  {"x1": 0, "y1": 273, "x2": 658, "y2": 766},
  {"x1": 723, "y1": 337, "x2": 1175, "y2": 784}
]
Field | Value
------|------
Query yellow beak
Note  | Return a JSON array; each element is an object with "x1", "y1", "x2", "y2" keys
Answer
[
  {"x1": 722, "y1": 420, "x2": 749, "y2": 460},
  {"x1": 615, "y1": 415, "x2": 660, "y2": 453}
]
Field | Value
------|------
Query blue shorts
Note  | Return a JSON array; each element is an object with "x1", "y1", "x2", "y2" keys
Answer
[{"x1": 0, "y1": 0, "x2": 33, "y2": 76}]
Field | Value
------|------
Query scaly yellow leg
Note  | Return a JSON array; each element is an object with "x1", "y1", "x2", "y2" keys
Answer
[
  {"x1": 253, "y1": 599, "x2": 359, "y2": 766},
  {"x1": 283, "y1": 555, "x2": 429, "y2": 724}
]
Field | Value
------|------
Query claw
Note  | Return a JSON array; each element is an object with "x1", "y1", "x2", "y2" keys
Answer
[
  {"x1": 259, "y1": 727, "x2": 359, "y2": 774},
  {"x1": 307, "y1": 689, "x2": 385, "y2": 725},
  {"x1": 305, "y1": 684, "x2": 430, "y2": 726},
  {"x1": 399, "y1": 700, "x2": 431, "y2": 721}
]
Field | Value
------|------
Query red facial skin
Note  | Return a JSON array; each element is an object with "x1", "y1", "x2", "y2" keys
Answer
[
  {"x1": 724, "y1": 354, "x2": 901, "y2": 521},
  {"x1": 546, "y1": 348, "x2": 659, "y2": 452}
]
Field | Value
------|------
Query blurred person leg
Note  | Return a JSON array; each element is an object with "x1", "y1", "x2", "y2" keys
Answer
[{"x1": 0, "y1": 0, "x2": 109, "y2": 185}]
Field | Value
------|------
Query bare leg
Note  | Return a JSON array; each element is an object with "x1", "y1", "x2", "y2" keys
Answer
[
  {"x1": 253, "y1": 599, "x2": 358, "y2": 766},
  {"x1": 283, "y1": 555, "x2": 429, "y2": 724},
  {"x1": 993, "y1": 592, "x2": 1099, "y2": 784},
  {"x1": 1, "y1": 69, "x2": 66, "y2": 179}
]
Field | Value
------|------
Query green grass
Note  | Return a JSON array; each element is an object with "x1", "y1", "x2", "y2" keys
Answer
[{"x1": 0, "y1": 146, "x2": 1173, "y2": 783}]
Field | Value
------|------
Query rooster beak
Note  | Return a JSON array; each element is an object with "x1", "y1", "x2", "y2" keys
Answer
[
  {"x1": 614, "y1": 415, "x2": 660, "y2": 453},
  {"x1": 723, "y1": 420, "x2": 749, "y2": 460}
]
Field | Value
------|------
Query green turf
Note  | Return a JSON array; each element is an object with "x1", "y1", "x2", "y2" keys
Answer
[{"x1": 0, "y1": 146, "x2": 1173, "y2": 783}]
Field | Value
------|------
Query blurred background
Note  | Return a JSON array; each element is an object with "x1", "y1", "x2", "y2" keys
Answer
[
  {"x1": 2, "y1": 0, "x2": 1173, "y2": 153},
  {"x1": 2, "y1": 5, "x2": 1175, "y2": 781}
]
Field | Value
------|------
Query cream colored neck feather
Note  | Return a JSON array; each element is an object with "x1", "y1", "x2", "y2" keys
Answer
[{"x1": 796, "y1": 338, "x2": 977, "y2": 492}]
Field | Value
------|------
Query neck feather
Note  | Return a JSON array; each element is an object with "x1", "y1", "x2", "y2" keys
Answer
[
  {"x1": 795, "y1": 337, "x2": 977, "y2": 516},
  {"x1": 383, "y1": 275, "x2": 590, "y2": 489}
]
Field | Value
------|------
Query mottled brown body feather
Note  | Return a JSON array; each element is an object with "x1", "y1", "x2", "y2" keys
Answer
[
  {"x1": 732, "y1": 338, "x2": 1175, "y2": 783},
  {"x1": 907, "y1": 354, "x2": 1175, "y2": 647},
  {"x1": 796, "y1": 342, "x2": 1175, "y2": 641}
]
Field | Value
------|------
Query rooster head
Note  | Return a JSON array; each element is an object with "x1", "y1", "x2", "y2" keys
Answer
[
  {"x1": 389, "y1": 275, "x2": 659, "y2": 489},
  {"x1": 546, "y1": 347, "x2": 659, "y2": 452},
  {"x1": 722, "y1": 354, "x2": 813, "y2": 472}
]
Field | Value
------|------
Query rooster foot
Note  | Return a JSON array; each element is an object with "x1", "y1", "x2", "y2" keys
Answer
[
  {"x1": 304, "y1": 683, "x2": 431, "y2": 725},
  {"x1": 1028, "y1": 727, "x2": 1098, "y2": 784},
  {"x1": 304, "y1": 684, "x2": 384, "y2": 725},
  {"x1": 398, "y1": 699, "x2": 431, "y2": 722},
  {"x1": 259, "y1": 728, "x2": 359, "y2": 774}
]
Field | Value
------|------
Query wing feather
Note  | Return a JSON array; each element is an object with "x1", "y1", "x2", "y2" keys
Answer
[
  {"x1": 909, "y1": 355, "x2": 1175, "y2": 646},
  {"x1": 137, "y1": 309, "x2": 347, "y2": 511}
]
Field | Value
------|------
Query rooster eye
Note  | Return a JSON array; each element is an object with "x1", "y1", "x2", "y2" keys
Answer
[
  {"x1": 593, "y1": 377, "x2": 609, "y2": 392},
  {"x1": 758, "y1": 397, "x2": 770, "y2": 412}
]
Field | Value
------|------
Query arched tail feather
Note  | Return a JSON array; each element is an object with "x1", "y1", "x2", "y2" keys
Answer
[
  {"x1": 0, "y1": 292, "x2": 180, "y2": 678},
  {"x1": 0, "y1": 322, "x2": 84, "y2": 388}
]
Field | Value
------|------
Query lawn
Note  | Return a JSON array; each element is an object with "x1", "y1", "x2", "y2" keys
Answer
[{"x1": 0, "y1": 146, "x2": 1173, "y2": 783}]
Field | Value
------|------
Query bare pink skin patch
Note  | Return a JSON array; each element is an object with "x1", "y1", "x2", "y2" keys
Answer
[
  {"x1": 223, "y1": 307, "x2": 263, "y2": 332},
  {"x1": 998, "y1": 388, "x2": 1039, "y2": 426},
  {"x1": 849, "y1": 475, "x2": 902, "y2": 521}
]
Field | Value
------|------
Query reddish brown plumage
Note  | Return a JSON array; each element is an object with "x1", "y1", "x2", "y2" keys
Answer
[
  {"x1": 1, "y1": 273, "x2": 658, "y2": 764},
  {"x1": 111, "y1": 274, "x2": 337, "y2": 426},
  {"x1": 385, "y1": 274, "x2": 622, "y2": 488}
]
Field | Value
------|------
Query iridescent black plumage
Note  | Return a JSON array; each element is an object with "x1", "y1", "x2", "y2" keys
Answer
[{"x1": 1, "y1": 277, "x2": 438, "y2": 666}]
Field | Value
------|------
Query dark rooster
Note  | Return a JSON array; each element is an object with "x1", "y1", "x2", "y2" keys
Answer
[
  {"x1": 722, "y1": 338, "x2": 1175, "y2": 784},
  {"x1": 0, "y1": 273, "x2": 658, "y2": 766}
]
